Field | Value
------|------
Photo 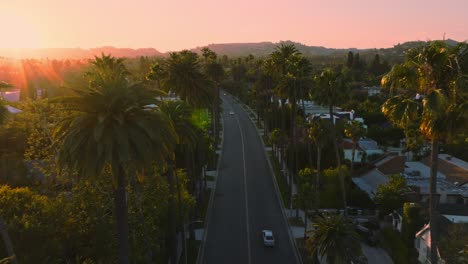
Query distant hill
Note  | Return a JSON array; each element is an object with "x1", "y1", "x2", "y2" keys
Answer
[
  {"x1": 0, "y1": 39, "x2": 462, "y2": 59},
  {"x1": 190, "y1": 39, "x2": 463, "y2": 58},
  {"x1": 190, "y1": 40, "x2": 360, "y2": 57},
  {"x1": 0, "y1": 46, "x2": 163, "y2": 59}
]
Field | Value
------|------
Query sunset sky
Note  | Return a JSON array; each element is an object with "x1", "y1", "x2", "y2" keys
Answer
[{"x1": 1, "y1": 0, "x2": 467, "y2": 52}]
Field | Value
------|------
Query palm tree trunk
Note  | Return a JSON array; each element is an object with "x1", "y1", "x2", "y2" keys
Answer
[
  {"x1": 0, "y1": 216, "x2": 17, "y2": 264},
  {"x1": 429, "y1": 139, "x2": 439, "y2": 264},
  {"x1": 329, "y1": 105, "x2": 347, "y2": 213},
  {"x1": 316, "y1": 147, "x2": 321, "y2": 211},
  {"x1": 175, "y1": 169, "x2": 188, "y2": 264},
  {"x1": 213, "y1": 84, "x2": 220, "y2": 150},
  {"x1": 114, "y1": 165, "x2": 130, "y2": 264},
  {"x1": 166, "y1": 163, "x2": 178, "y2": 264},
  {"x1": 351, "y1": 143, "x2": 356, "y2": 177},
  {"x1": 303, "y1": 204, "x2": 308, "y2": 241},
  {"x1": 130, "y1": 173, "x2": 153, "y2": 264}
]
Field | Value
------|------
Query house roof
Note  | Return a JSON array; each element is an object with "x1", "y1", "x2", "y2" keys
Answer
[
  {"x1": 352, "y1": 168, "x2": 390, "y2": 198},
  {"x1": 421, "y1": 154, "x2": 468, "y2": 185},
  {"x1": 439, "y1": 204, "x2": 468, "y2": 217},
  {"x1": 375, "y1": 155, "x2": 405, "y2": 175},
  {"x1": 5, "y1": 105, "x2": 22, "y2": 114},
  {"x1": 342, "y1": 138, "x2": 380, "y2": 151}
]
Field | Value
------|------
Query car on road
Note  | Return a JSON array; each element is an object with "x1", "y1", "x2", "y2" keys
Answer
[
  {"x1": 229, "y1": 111, "x2": 234, "y2": 115},
  {"x1": 262, "y1": 230, "x2": 275, "y2": 247}
]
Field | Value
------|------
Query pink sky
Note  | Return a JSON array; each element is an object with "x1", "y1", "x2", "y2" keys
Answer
[{"x1": 1, "y1": 0, "x2": 467, "y2": 52}]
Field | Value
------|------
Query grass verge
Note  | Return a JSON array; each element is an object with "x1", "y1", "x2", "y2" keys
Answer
[{"x1": 267, "y1": 152, "x2": 290, "y2": 208}]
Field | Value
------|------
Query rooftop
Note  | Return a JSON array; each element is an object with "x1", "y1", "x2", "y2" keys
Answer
[{"x1": 421, "y1": 154, "x2": 468, "y2": 185}]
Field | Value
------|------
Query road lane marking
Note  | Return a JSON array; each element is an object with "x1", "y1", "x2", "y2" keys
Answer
[{"x1": 234, "y1": 108, "x2": 252, "y2": 264}]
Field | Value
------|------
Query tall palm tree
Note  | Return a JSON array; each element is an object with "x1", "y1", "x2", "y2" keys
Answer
[
  {"x1": 164, "y1": 50, "x2": 213, "y2": 108},
  {"x1": 344, "y1": 120, "x2": 366, "y2": 176},
  {"x1": 308, "y1": 118, "x2": 331, "y2": 210},
  {"x1": 312, "y1": 68, "x2": 349, "y2": 212},
  {"x1": 270, "y1": 45, "x2": 306, "y2": 208},
  {"x1": 159, "y1": 100, "x2": 201, "y2": 264},
  {"x1": 146, "y1": 62, "x2": 166, "y2": 92},
  {"x1": 382, "y1": 41, "x2": 467, "y2": 263},
  {"x1": 55, "y1": 54, "x2": 177, "y2": 264},
  {"x1": 307, "y1": 214, "x2": 362, "y2": 264},
  {"x1": 205, "y1": 60, "x2": 225, "y2": 150}
]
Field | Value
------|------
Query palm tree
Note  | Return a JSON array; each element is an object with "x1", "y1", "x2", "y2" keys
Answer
[
  {"x1": 269, "y1": 128, "x2": 285, "y2": 163},
  {"x1": 164, "y1": 50, "x2": 212, "y2": 108},
  {"x1": 146, "y1": 62, "x2": 165, "y2": 92},
  {"x1": 307, "y1": 214, "x2": 362, "y2": 264},
  {"x1": 382, "y1": 41, "x2": 467, "y2": 263},
  {"x1": 159, "y1": 100, "x2": 200, "y2": 264},
  {"x1": 205, "y1": 60, "x2": 225, "y2": 150},
  {"x1": 312, "y1": 68, "x2": 349, "y2": 212},
  {"x1": 55, "y1": 54, "x2": 177, "y2": 264},
  {"x1": 344, "y1": 120, "x2": 366, "y2": 176},
  {"x1": 308, "y1": 118, "x2": 331, "y2": 210}
]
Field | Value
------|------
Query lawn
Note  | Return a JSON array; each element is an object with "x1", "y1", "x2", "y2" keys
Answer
[{"x1": 268, "y1": 152, "x2": 290, "y2": 208}]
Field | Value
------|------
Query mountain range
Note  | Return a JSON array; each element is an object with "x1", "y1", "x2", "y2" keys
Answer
[{"x1": 0, "y1": 39, "x2": 462, "y2": 59}]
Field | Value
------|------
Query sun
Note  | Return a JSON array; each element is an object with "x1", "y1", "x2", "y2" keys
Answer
[{"x1": 0, "y1": 14, "x2": 41, "y2": 49}]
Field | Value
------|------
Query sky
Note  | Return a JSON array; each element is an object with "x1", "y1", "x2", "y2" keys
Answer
[{"x1": 0, "y1": 0, "x2": 467, "y2": 52}]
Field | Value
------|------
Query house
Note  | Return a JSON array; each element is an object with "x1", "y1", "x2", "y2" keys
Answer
[
  {"x1": 352, "y1": 157, "x2": 468, "y2": 206},
  {"x1": 5, "y1": 105, "x2": 22, "y2": 114},
  {"x1": 362, "y1": 86, "x2": 382, "y2": 96},
  {"x1": 415, "y1": 210, "x2": 468, "y2": 264},
  {"x1": 352, "y1": 154, "x2": 406, "y2": 198},
  {"x1": 403, "y1": 161, "x2": 468, "y2": 205},
  {"x1": 415, "y1": 222, "x2": 445, "y2": 264},
  {"x1": 343, "y1": 138, "x2": 384, "y2": 163},
  {"x1": 421, "y1": 154, "x2": 468, "y2": 186},
  {"x1": 2, "y1": 89, "x2": 20, "y2": 102}
]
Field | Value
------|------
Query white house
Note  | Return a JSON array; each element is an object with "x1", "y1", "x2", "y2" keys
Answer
[
  {"x1": 415, "y1": 212, "x2": 468, "y2": 264},
  {"x1": 343, "y1": 138, "x2": 384, "y2": 163}
]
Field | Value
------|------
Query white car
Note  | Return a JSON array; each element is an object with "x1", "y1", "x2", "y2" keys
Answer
[
  {"x1": 262, "y1": 230, "x2": 275, "y2": 247},
  {"x1": 229, "y1": 111, "x2": 234, "y2": 115}
]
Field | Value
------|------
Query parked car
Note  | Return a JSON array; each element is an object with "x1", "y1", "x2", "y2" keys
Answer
[{"x1": 262, "y1": 230, "x2": 275, "y2": 247}]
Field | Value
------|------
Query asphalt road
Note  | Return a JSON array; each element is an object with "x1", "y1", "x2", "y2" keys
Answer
[{"x1": 201, "y1": 94, "x2": 299, "y2": 264}]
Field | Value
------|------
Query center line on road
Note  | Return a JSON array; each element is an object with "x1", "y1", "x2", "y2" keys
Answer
[{"x1": 234, "y1": 111, "x2": 252, "y2": 264}]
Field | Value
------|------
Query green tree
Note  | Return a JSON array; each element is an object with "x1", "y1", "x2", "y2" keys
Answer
[
  {"x1": 312, "y1": 67, "x2": 349, "y2": 212},
  {"x1": 159, "y1": 100, "x2": 199, "y2": 255},
  {"x1": 307, "y1": 214, "x2": 362, "y2": 264},
  {"x1": 269, "y1": 128, "x2": 285, "y2": 159},
  {"x1": 146, "y1": 61, "x2": 166, "y2": 92},
  {"x1": 308, "y1": 118, "x2": 331, "y2": 209},
  {"x1": 164, "y1": 50, "x2": 212, "y2": 107},
  {"x1": 439, "y1": 224, "x2": 468, "y2": 264},
  {"x1": 344, "y1": 120, "x2": 367, "y2": 176},
  {"x1": 346, "y1": 51, "x2": 354, "y2": 68},
  {"x1": 54, "y1": 54, "x2": 177, "y2": 264},
  {"x1": 297, "y1": 168, "x2": 314, "y2": 240},
  {"x1": 374, "y1": 174, "x2": 407, "y2": 215},
  {"x1": 0, "y1": 97, "x2": 16, "y2": 264},
  {"x1": 205, "y1": 59, "x2": 225, "y2": 151},
  {"x1": 382, "y1": 41, "x2": 468, "y2": 263},
  {"x1": 401, "y1": 202, "x2": 424, "y2": 257},
  {"x1": 0, "y1": 100, "x2": 8, "y2": 133}
]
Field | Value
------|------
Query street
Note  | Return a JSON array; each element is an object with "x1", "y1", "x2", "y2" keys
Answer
[{"x1": 200, "y1": 94, "x2": 299, "y2": 264}]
